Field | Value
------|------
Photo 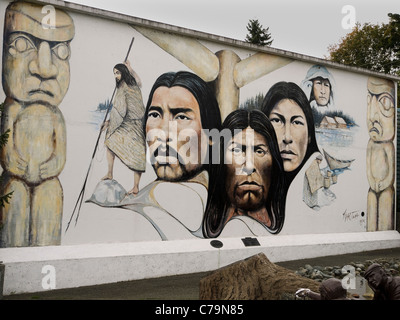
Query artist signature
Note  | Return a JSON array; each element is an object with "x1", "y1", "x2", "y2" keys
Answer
[{"x1": 342, "y1": 209, "x2": 364, "y2": 222}]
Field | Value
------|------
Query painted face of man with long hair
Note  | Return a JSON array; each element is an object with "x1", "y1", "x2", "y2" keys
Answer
[
  {"x1": 113, "y1": 63, "x2": 137, "y2": 88},
  {"x1": 145, "y1": 71, "x2": 222, "y2": 182},
  {"x1": 146, "y1": 85, "x2": 208, "y2": 181}
]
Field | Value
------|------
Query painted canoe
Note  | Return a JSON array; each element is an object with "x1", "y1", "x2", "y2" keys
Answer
[{"x1": 323, "y1": 149, "x2": 355, "y2": 170}]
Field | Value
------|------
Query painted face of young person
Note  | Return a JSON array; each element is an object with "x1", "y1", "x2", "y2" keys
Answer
[
  {"x1": 268, "y1": 99, "x2": 309, "y2": 172},
  {"x1": 312, "y1": 78, "x2": 331, "y2": 106}
]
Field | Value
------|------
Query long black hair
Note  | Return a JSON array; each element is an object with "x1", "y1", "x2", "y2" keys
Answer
[
  {"x1": 144, "y1": 71, "x2": 221, "y2": 135},
  {"x1": 261, "y1": 81, "x2": 319, "y2": 185},
  {"x1": 144, "y1": 71, "x2": 222, "y2": 174},
  {"x1": 203, "y1": 109, "x2": 287, "y2": 237},
  {"x1": 114, "y1": 63, "x2": 137, "y2": 87}
]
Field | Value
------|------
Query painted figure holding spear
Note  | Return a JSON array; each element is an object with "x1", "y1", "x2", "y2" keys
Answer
[
  {"x1": 101, "y1": 59, "x2": 146, "y2": 195},
  {"x1": 67, "y1": 37, "x2": 144, "y2": 231}
]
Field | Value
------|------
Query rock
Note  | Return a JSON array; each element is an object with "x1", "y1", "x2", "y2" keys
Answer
[
  {"x1": 389, "y1": 269, "x2": 398, "y2": 275},
  {"x1": 199, "y1": 253, "x2": 320, "y2": 300},
  {"x1": 333, "y1": 268, "x2": 344, "y2": 277},
  {"x1": 320, "y1": 271, "x2": 333, "y2": 278},
  {"x1": 305, "y1": 264, "x2": 313, "y2": 272},
  {"x1": 86, "y1": 179, "x2": 127, "y2": 206},
  {"x1": 296, "y1": 268, "x2": 308, "y2": 277},
  {"x1": 224, "y1": 256, "x2": 400, "y2": 300},
  {"x1": 311, "y1": 271, "x2": 323, "y2": 280},
  {"x1": 341, "y1": 268, "x2": 350, "y2": 276}
]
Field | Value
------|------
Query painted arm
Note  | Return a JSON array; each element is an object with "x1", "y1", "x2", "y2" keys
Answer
[
  {"x1": 376, "y1": 142, "x2": 395, "y2": 192},
  {"x1": 125, "y1": 60, "x2": 142, "y2": 88},
  {"x1": 366, "y1": 139, "x2": 374, "y2": 189},
  {"x1": 39, "y1": 111, "x2": 66, "y2": 180},
  {"x1": 0, "y1": 100, "x2": 28, "y2": 177}
]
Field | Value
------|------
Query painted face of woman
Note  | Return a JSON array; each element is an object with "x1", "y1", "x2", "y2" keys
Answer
[{"x1": 268, "y1": 99, "x2": 309, "y2": 172}]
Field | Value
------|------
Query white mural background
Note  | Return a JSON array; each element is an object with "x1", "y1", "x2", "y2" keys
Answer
[{"x1": 0, "y1": 1, "x2": 394, "y2": 246}]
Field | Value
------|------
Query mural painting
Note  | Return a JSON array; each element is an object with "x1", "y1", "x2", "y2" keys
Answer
[
  {"x1": 301, "y1": 64, "x2": 336, "y2": 113},
  {"x1": 88, "y1": 60, "x2": 146, "y2": 205},
  {"x1": 90, "y1": 70, "x2": 222, "y2": 240},
  {"x1": 0, "y1": 2, "x2": 74, "y2": 247},
  {"x1": 206, "y1": 109, "x2": 287, "y2": 237},
  {"x1": 101, "y1": 62, "x2": 146, "y2": 195},
  {"x1": 0, "y1": 1, "x2": 397, "y2": 247},
  {"x1": 366, "y1": 76, "x2": 395, "y2": 231}
]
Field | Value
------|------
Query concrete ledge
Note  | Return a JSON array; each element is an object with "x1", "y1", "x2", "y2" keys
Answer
[{"x1": 1, "y1": 231, "x2": 399, "y2": 295}]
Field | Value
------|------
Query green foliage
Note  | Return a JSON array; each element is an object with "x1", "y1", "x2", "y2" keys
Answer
[
  {"x1": 387, "y1": 13, "x2": 400, "y2": 63},
  {"x1": 240, "y1": 92, "x2": 265, "y2": 110},
  {"x1": 0, "y1": 102, "x2": 13, "y2": 209},
  {"x1": 0, "y1": 129, "x2": 10, "y2": 149},
  {"x1": 327, "y1": 13, "x2": 400, "y2": 104},
  {"x1": 328, "y1": 21, "x2": 397, "y2": 74},
  {"x1": 245, "y1": 19, "x2": 273, "y2": 46},
  {"x1": 0, "y1": 188, "x2": 12, "y2": 208}
]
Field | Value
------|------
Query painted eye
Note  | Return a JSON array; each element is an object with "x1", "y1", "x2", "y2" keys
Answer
[
  {"x1": 232, "y1": 147, "x2": 242, "y2": 155},
  {"x1": 52, "y1": 43, "x2": 70, "y2": 60},
  {"x1": 8, "y1": 36, "x2": 35, "y2": 55},
  {"x1": 175, "y1": 114, "x2": 190, "y2": 121},
  {"x1": 255, "y1": 148, "x2": 267, "y2": 156},
  {"x1": 269, "y1": 117, "x2": 283, "y2": 127},
  {"x1": 293, "y1": 120, "x2": 305, "y2": 126},
  {"x1": 379, "y1": 95, "x2": 394, "y2": 111},
  {"x1": 148, "y1": 111, "x2": 161, "y2": 119}
]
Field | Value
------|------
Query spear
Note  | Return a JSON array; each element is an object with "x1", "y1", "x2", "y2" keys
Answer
[{"x1": 65, "y1": 37, "x2": 135, "y2": 233}]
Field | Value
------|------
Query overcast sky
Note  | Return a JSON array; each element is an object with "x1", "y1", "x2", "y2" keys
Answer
[{"x1": 68, "y1": 0, "x2": 399, "y2": 59}]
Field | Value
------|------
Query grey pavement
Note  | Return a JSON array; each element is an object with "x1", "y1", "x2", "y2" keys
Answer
[{"x1": 3, "y1": 247, "x2": 400, "y2": 300}]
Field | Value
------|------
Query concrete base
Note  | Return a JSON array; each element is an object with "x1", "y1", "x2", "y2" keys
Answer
[{"x1": 1, "y1": 231, "x2": 400, "y2": 295}]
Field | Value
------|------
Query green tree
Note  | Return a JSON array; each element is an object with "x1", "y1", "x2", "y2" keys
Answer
[
  {"x1": 245, "y1": 19, "x2": 273, "y2": 46},
  {"x1": 0, "y1": 102, "x2": 12, "y2": 208},
  {"x1": 328, "y1": 13, "x2": 400, "y2": 230},
  {"x1": 327, "y1": 13, "x2": 400, "y2": 102},
  {"x1": 240, "y1": 92, "x2": 265, "y2": 110},
  {"x1": 387, "y1": 13, "x2": 400, "y2": 64}
]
